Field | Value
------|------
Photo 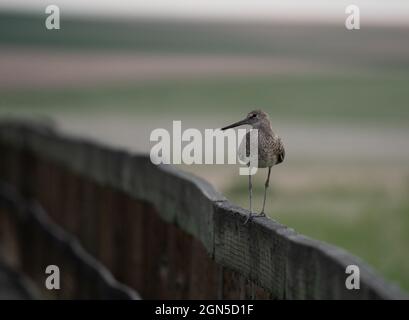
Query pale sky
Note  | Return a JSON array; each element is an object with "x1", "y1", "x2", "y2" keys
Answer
[{"x1": 1, "y1": 0, "x2": 409, "y2": 25}]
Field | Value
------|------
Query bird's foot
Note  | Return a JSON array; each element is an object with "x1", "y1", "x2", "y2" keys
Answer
[
  {"x1": 254, "y1": 212, "x2": 266, "y2": 218},
  {"x1": 243, "y1": 212, "x2": 266, "y2": 224}
]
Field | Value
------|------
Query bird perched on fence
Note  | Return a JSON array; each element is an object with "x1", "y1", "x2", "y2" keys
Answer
[{"x1": 221, "y1": 110, "x2": 285, "y2": 224}]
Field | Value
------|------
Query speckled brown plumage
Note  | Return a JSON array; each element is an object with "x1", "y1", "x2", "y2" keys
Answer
[{"x1": 240, "y1": 119, "x2": 285, "y2": 168}]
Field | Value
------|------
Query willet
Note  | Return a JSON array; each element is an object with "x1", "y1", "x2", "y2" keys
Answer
[{"x1": 221, "y1": 110, "x2": 285, "y2": 224}]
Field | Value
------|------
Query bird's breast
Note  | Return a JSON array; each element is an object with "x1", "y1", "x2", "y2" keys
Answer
[{"x1": 238, "y1": 132, "x2": 284, "y2": 168}]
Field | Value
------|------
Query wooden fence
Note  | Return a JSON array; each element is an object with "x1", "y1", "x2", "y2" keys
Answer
[{"x1": 0, "y1": 120, "x2": 407, "y2": 299}]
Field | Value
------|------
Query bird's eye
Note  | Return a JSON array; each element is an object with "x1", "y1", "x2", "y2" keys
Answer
[{"x1": 250, "y1": 114, "x2": 256, "y2": 118}]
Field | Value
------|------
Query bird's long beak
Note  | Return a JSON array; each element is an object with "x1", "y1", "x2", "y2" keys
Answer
[{"x1": 221, "y1": 118, "x2": 248, "y2": 131}]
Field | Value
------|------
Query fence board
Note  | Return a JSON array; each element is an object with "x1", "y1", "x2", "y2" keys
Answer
[{"x1": 0, "y1": 120, "x2": 407, "y2": 300}]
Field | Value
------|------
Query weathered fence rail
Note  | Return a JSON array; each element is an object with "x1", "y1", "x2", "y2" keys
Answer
[{"x1": 0, "y1": 120, "x2": 407, "y2": 299}]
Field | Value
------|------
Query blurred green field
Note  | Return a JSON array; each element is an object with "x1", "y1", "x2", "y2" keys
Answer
[
  {"x1": 1, "y1": 11, "x2": 408, "y2": 293},
  {"x1": 1, "y1": 72, "x2": 409, "y2": 125},
  {"x1": 2, "y1": 11, "x2": 409, "y2": 71}
]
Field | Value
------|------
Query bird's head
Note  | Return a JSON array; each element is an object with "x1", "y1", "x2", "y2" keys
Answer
[{"x1": 221, "y1": 110, "x2": 270, "y2": 130}]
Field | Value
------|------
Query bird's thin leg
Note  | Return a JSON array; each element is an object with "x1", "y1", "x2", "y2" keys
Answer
[
  {"x1": 256, "y1": 166, "x2": 271, "y2": 218},
  {"x1": 244, "y1": 172, "x2": 253, "y2": 224}
]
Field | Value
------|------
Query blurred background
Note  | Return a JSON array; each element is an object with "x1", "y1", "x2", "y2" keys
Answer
[{"x1": 0, "y1": 0, "x2": 408, "y2": 292}]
